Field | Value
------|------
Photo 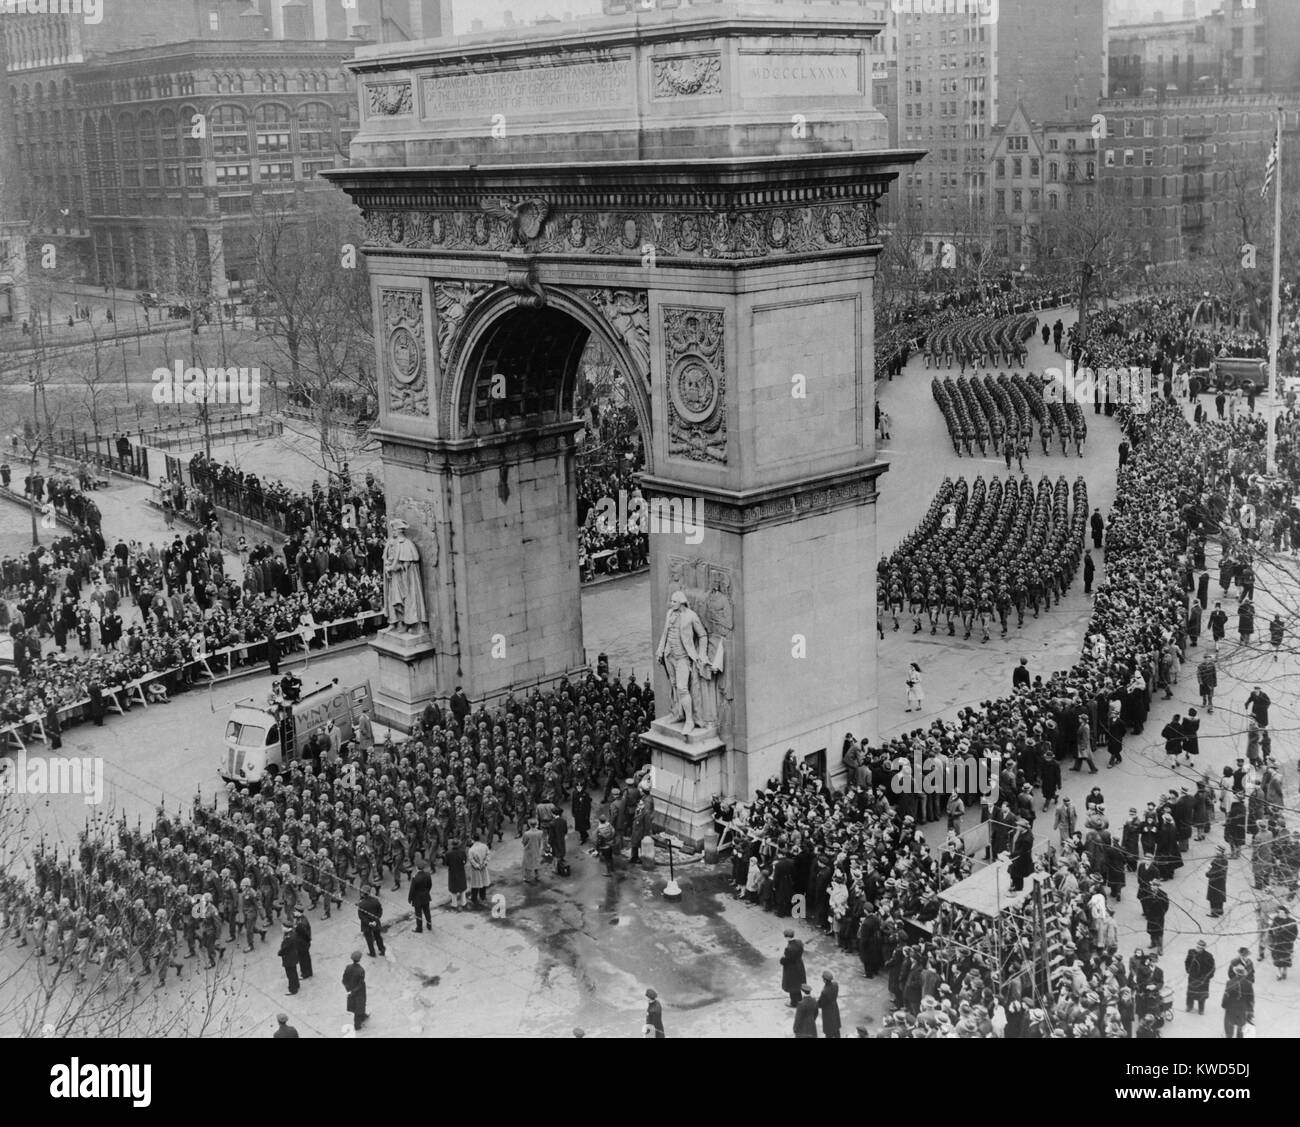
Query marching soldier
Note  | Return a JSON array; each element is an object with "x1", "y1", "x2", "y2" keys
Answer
[{"x1": 238, "y1": 877, "x2": 263, "y2": 952}]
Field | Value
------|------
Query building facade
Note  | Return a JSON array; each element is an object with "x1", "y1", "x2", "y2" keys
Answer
[
  {"x1": 987, "y1": 104, "x2": 1097, "y2": 266},
  {"x1": 1108, "y1": 0, "x2": 1300, "y2": 99},
  {"x1": 1097, "y1": 93, "x2": 1300, "y2": 264},
  {"x1": 896, "y1": 0, "x2": 1105, "y2": 264},
  {"x1": 73, "y1": 38, "x2": 360, "y2": 294},
  {"x1": 1, "y1": 0, "x2": 448, "y2": 289}
]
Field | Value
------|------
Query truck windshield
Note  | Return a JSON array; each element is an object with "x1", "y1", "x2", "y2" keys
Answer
[{"x1": 225, "y1": 720, "x2": 266, "y2": 746}]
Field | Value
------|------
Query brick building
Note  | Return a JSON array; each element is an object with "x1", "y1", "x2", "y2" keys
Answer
[
  {"x1": 987, "y1": 103, "x2": 1096, "y2": 265},
  {"x1": 1, "y1": 0, "x2": 450, "y2": 290},
  {"x1": 895, "y1": 0, "x2": 1105, "y2": 267},
  {"x1": 1097, "y1": 93, "x2": 1300, "y2": 265},
  {"x1": 1108, "y1": 0, "x2": 1300, "y2": 99},
  {"x1": 74, "y1": 37, "x2": 361, "y2": 294}
]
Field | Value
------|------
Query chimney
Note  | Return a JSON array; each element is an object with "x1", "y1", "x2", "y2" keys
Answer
[
  {"x1": 282, "y1": 0, "x2": 311, "y2": 38},
  {"x1": 239, "y1": 5, "x2": 271, "y2": 37}
]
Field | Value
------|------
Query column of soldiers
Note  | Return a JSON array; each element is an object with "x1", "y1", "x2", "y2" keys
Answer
[
  {"x1": 0, "y1": 673, "x2": 654, "y2": 993},
  {"x1": 879, "y1": 474, "x2": 1088, "y2": 644}
]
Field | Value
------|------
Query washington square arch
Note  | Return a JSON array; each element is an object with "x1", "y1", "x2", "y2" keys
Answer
[{"x1": 325, "y1": 1, "x2": 921, "y2": 843}]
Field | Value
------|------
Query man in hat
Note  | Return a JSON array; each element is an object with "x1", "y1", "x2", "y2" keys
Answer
[
  {"x1": 780, "y1": 928, "x2": 807, "y2": 1006},
  {"x1": 343, "y1": 950, "x2": 367, "y2": 1030},
  {"x1": 1184, "y1": 940, "x2": 1215, "y2": 1014},
  {"x1": 644, "y1": 988, "x2": 665, "y2": 1038},
  {"x1": 292, "y1": 907, "x2": 313, "y2": 980},
  {"x1": 818, "y1": 970, "x2": 842, "y2": 1038},
  {"x1": 1008, "y1": 817, "x2": 1034, "y2": 892},
  {"x1": 277, "y1": 924, "x2": 300, "y2": 996},
  {"x1": 1222, "y1": 965, "x2": 1254, "y2": 1038},
  {"x1": 793, "y1": 983, "x2": 819, "y2": 1038},
  {"x1": 273, "y1": 1013, "x2": 299, "y2": 1038},
  {"x1": 408, "y1": 858, "x2": 433, "y2": 932},
  {"x1": 357, "y1": 888, "x2": 385, "y2": 957}
]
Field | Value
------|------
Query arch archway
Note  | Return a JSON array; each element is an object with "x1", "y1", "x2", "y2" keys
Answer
[
  {"x1": 446, "y1": 286, "x2": 654, "y2": 472},
  {"x1": 369, "y1": 287, "x2": 656, "y2": 715}
]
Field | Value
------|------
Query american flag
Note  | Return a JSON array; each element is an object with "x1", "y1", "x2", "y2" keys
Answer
[{"x1": 1262, "y1": 123, "x2": 1280, "y2": 198}]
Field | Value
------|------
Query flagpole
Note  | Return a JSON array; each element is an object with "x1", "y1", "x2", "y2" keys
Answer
[{"x1": 1267, "y1": 107, "x2": 1283, "y2": 477}]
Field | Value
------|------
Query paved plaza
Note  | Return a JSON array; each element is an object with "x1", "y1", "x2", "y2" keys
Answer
[{"x1": 6, "y1": 300, "x2": 1298, "y2": 1038}]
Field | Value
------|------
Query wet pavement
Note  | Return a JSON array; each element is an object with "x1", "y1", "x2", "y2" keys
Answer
[{"x1": 5, "y1": 301, "x2": 1300, "y2": 1036}]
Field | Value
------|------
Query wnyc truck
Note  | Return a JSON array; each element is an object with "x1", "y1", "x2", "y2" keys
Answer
[{"x1": 221, "y1": 679, "x2": 374, "y2": 785}]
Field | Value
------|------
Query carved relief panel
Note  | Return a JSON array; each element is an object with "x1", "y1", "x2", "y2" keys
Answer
[
  {"x1": 662, "y1": 306, "x2": 727, "y2": 465},
  {"x1": 381, "y1": 288, "x2": 428, "y2": 418}
]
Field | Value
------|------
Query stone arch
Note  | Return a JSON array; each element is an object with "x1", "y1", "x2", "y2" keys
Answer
[{"x1": 444, "y1": 285, "x2": 654, "y2": 472}]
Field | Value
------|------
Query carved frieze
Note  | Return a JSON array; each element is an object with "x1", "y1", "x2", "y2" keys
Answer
[
  {"x1": 360, "y1": 199, "x2": 880, "y2": 261},
  {"x1": 663, "y1": 307, "x2": 726, "y2": 466}
]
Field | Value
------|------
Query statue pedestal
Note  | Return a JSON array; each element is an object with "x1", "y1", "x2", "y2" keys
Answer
[
  {"x1": 370, "y1": 628, "x2": 437, "y2": 734},
  {"x1": 640, "y1": 717, "x2": 726, "y2": 849}
]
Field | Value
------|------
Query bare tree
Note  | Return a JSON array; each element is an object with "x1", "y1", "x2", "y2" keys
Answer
[
  {"x1": 252, "y1": 194, "x2": 374, "y2": 473},
  {"x1": 1038, "y1": 189, "x2": 1142, "y2": 338}
]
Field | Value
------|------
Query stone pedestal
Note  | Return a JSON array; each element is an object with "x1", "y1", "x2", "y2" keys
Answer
[
  {"x1": 369, "y1": 628, "x2": 437, "y2": 733},
  {"x1": 641, "y1": 717, "x2": 726, "y2": 848}
]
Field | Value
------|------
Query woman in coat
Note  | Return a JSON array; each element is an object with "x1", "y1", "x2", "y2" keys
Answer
[
  {"x1": 1268, "y1": 907, "x2": 1297, "y2": 979},
  {"x1": 1154, "y1": 813, "x2": 1182, "y2": 879},
  {"x1": 1206, "y1": 848, "x2": 1228, "y2": 917},
  {"x1": 444, "y1": 839, "x2": 468, "y2": 909},
  {"x1": 1226, "y1": 798, "x2": 1247, "y2": 858},
  {"x1": 466, "y1": 835, "x2": 491, "y2": 907},
  {"x1": 1222, "y1": 967, "x2": 1254, "y2": 1037}
]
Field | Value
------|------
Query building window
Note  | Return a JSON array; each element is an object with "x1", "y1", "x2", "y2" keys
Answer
[
  {"x1": 159, "y1": 110, "x2": 178, "y2": 158},
  {"x1": 1012, "y1": 157, "x2": 1022, "y2": 177},
  {"x1": 1030, "y1": 189, "x2": 1040, "y2": 210},
  {"x1": 1048, "y1": 161, "x2": 1058, "y2": 181},
  {"x1": 212, "y1": 106, "x2": 249, "y2": 156},
  {"x1": 1048, "y1": 192, "x2": 1059, "y2": 211},
  {"x1": 208, "y1": 10, "x2": 219, "y2": 32},
  {"x1": 1123, "y1": 149, "x2": 1135, "y2": 167},
  {"x1": 297, "y1": 103, "x2": 334, "y2": 154},
  {"x1": 258, "y1": 161, "x2": 294, "y2": 182},
  {"x1": 1012, "y1": 189, "x2": 1022, "y2": 211},
  {"x1": 1030, "y1": 158, "x2": 1039, "y2": 176},
  {"x1": 1144, "y1": 149, "x2": 1154, "y2": 167},
  {"x1": 995, "y1": 158, "x2": 1004, "y2": 178},
  {"x1": 255, "y1": 104, "x2": 291, "y2": 154},
  {"x1": 995, "y1": 189, "x2": 1005, "y2": 212},
  {"x1": 216, "y1": 163, "x2": 251, "y2": 186}
]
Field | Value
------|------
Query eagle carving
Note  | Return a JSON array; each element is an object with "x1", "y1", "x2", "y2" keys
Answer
[{"x1": 480, "y1": 196, "x2": 550, "y2": 246}]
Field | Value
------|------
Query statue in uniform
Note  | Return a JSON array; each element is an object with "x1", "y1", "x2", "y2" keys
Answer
[{"x1": 655, "y1": 590, "x2": 708, "y2": 735}]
